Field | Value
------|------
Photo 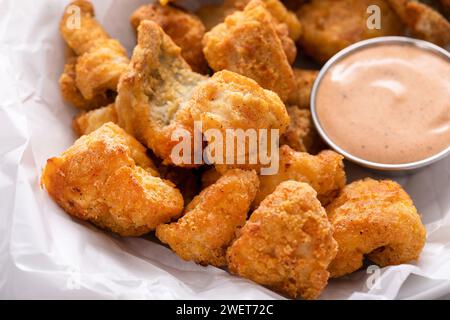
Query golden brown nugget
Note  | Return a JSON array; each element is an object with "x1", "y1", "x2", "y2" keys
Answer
[
  {"x1": 130, "y1": 3, "x2": 208, "y2": 74},
  {"x1": 387, "y1": 0, "x2": 450, "y2": 46},
  {"x1": 116, "y1": 21, "x2": 207, "y2": 166},
  {"x1": 197, "y1": 0, "x2": 302, "y2": 41},
  {"x1": 60, "y1": 0, "x2": 129, "y2": 108},
  {"x1": 203, "y1": 0, "x2": 296, "y2": 101},
  {"x1": 327, "y1": 178, "x2": 426, "y2": 278},
  {"x1": 41, "y1": 123, "x2": 183, "y2": 237},
  {"x1": 187, "y1": 70, "x2": 290, "y2": 173},
  {"x1": 227, "y1": 181, "x2": 338, "y2": 300},
  {"x1": 156, "y1": 169, "x2": 259, "y2": 267},
  {"x1": 280, "y1": 107, "x2": 324, "y2": 154},
  {"x1": 198, "y1": 0, "x2": 298, "y2": 63},
  {"x1": 256, "y1": 145, "x2": 346, "y2": 206},
  {"x1": 73, "y1": 103, "x2": 118, "y2": 136},
  {"x1": 287, "y1": 69, "x2": 319, "y2": 109},
  {"x1": 297, "y1": 0, "x2": 404, "y2": 63},
  {"x1": 59, "y1": 57, "x2": 114, "y2": 110}
]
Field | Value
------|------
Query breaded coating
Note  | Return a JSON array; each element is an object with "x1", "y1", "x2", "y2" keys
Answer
[
  {"x1": 227, "y1": 181, "x2": 338, "y2": 300},
  {"x1": 73, "y1": 103, "x2": 118, "y2": 136},
  {"x1": 197, "y1": 0, "x2": 302, "y2": 41},
  {"x1": 287, "y1": 69, "x2": 319, "y2": 109},
  {"x1": 297, "y1": 0, "x2": 404, "y2": 63},
  {"x1": 387, "y1": 0, "x2": 450, "y2": 46},
  {"x1": 60, "y1": 0, "x2": 129, "y2": 109},
  {"x1": 327, "y1": 178, "x2": 426, "y2": 278},
  {"x1": 116, "y1": 21, "x2": 207, "y2": 166},
  {"x1": 156, "y1": 169, "x2": 259, "y2": 267},
  {"x1": 203, "y1": 0, "x2": 296, "y2": 101},
  {"x1": 256, "y1": 145, "x2": 346, "y2": 206},
  {"x1": 59, "y1": 56, "x2": 114, "y2": 110},
  {"x1": 41, "y1": 123, "x2": 183, "y2": 237},
  {"x1": 188, "y1": 70, "x2": 290, "y2": 173},
  {"x1": 130, "y1": 3, "x2": 208, "y2": 74},
  {"x1": 280, "y1": 107, "x2": 324, "y2": 154},
  {"x1": 274, "y1": 22, "x2": 298, "y2": 64}
]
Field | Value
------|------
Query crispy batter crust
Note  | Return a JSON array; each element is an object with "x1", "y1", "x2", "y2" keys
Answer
[
  {"x1": 297, "y1": 0, "x2": 404, "y2": 63},
  {"x1": 227, "y1": 181, "x2": 338, "y2": 299},
  {"x1": 156, "y1": 169, "x2": 259, "y2": 267},
  {"x1": 256, "y1": 145, "x2": 346, "y2": 206},
  {"x1": 287, "y1": 69, "x2": 319, "y2": 109},
  {"x1": 73, "y1": 103, "x2": 118, "y2": 136},
  {"x1": 41, "y1": 123, "x2": 183, "y2": 237},
  {"x1": 188, "y1": 70, "x2": 290, "y2": 173},
  {"x1": 197, "y1": 0, "x2": 302, "y2": 41},
  {"x1": 280, "y1": 107, "x2": 324, "y2": 154},
  {"x1": 59, "y1": 56, "x2": 114, "y2": 111},
  {"x1": 327, "y1": 178, "x2": 427, "y2": 278},
  {"x1": 130, "y1": 3, "x2": 208, "y2": 74},
  {"x1": 116, "y1": 21, "x2": 206, "y2": 166},
  {"x1": 203, "y1": 0, "x2": 296, "y2": 101}
]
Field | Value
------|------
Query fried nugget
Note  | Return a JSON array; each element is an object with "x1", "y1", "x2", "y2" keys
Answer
[
  {"x1": 327, "y1": 178, "x2": 426, "y2": 278},
  {"x1": 280, "y1": 107, "x2": 324, "y2": 154},
  {"x1": 41, "y1": 123, "x2": 184, "y2": 237},
  {"x1": 73, "y1": 103, "x2": 118, "y2": 136},
  {"x1": 130, "y1": 3, "x2": 208, "y2": 74},
  {"x1": 256, "y1": 145, "x2": 346, "y2": 206},
  {"x1": 287, "y1": 69, "x2": 319, "y2": 109},
  {"x1": 203, "y1": 0, "x2": 296, "y2": 101},
  {"x1": 156, "y1": 169, "x2": 259, "y2": 267},
  {"x1": 197, "y1": 0, "x2": 302, "y2": 41},
  {"x1": 387, "y1": 0, "x2": 450, "y2": 47},
  {"x1": 116, "y1": 21, "x2": 207, "y2": 166},
  {"x1": 188, "y1": 70, "x2": 290, "y2": 173},
  {"x1": 60, "y1": 0, "x2": 129, "y2": 109},
  {"x1": 297, "y1": 0, "x2": 404, "y2": 63},
  {"x1": 59, "y1": 56, "x2": 114, "y2": 110},
  {"x1": 227, "y1": 181, "x2": 338, "y2": 300}
]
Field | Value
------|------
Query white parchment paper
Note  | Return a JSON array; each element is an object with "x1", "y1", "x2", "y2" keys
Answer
[{"x1": 0, "y1": 0, "x2": 449, "y2": 299}]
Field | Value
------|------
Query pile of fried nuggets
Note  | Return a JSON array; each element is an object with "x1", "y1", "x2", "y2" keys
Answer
[{"x1": 40, "y1": 0, "x2": 447, "y2": 299}]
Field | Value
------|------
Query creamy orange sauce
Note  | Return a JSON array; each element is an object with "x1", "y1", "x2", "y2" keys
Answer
[{"x1": 316, "y1": 43, "x2": 450, "y2": 164}]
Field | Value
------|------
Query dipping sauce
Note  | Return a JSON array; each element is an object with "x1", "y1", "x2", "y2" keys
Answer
[{"x1": 315, "y1": 43, "x2": 450, "y2": 164}]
